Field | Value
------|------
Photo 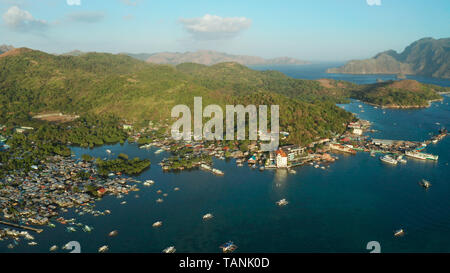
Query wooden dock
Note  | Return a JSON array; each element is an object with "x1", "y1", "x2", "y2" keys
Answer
[{"x1": 0, "y1": 220, "x2": 43, "y2": 233}]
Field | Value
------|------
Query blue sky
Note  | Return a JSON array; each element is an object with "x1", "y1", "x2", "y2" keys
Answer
[{"x1": 0, "y1": 0, "x2": 449, "y2": 61}]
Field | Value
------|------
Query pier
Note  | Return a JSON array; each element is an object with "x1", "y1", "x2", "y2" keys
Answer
[{"x1": 0, "y1": 219, "x2": 44, "y2": 233}]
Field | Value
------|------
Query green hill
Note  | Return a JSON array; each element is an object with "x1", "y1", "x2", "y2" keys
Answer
[{"x1": 0, "y1": 48, "x2": 352, "y2": 145}]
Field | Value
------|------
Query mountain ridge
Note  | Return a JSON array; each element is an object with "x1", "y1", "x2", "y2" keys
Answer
[{"x1": 327, "y1": 37, "x2": 450, "y2": 79}]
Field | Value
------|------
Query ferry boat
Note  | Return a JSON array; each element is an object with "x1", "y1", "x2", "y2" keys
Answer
[
  {"x1": 163, "y1": 246, "x2": 176, "y2": 253},
  {"x1": 380, "y1": 155, "x2": 398, "y2": 165},
  {"x1": 419, "y1": 179, "x2": 431, "y2": 189},
  {"x1": 405, "y1": 151, "x2": 438, "y2": 161},
  {"x1": 220, "y1": 241, "x2": 237, "y2": 253}
]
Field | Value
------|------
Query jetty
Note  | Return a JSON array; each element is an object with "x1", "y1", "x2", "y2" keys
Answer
[{"x1": 0, "y1": 219, "x2": 43, "y2": 233}]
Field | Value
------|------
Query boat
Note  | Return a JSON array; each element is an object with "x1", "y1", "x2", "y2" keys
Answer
[
  {"x1": 49, "y1": 245, "x2": 58, "y2": 252},
  {"x1": 405, "y1": 151, "x2": 438, "y2": 161},
  {"x1": 152, "y1": 221, "x2": 163, "y2": 228},
  {"x1": 28, "y1": 242, "x2": 38, "y2": 246},
  {"x1": 260, "y1": 166, "x2": 265, "y2": 171},
  {"x1": 174, "y1": 187, "x2": 180, "y2": 191},
  {"x1": 143, "y1": 180, "x2": 154, "y2": 186},
  {"x1": 98, "y1": 245, "x2": 109, "y2": 253},
  {"x1": 380, "y1": 155, "x2": 398, "y2": 165},
  {"x1": 276, "y1": 199, "x2": 289, "y2": 206},
  {"x1": 106, "y1": 149, "x2": 111, "y2": 154},
  {"x1": 82, "y1": 225, "x2": 93, "y2": 232},
  {"x1": 162, "y1": 246, "x2": 176, "y2": 253},
  {"x1": 394, "y1": 229, "x2": 405, "y2": 237},
  {"x1": 66, "y1": 226, "x2": 76, "y2": 232},
  {"x1": 321, "y1": 166, "x2": 326, "y2": 170},
  {"x1": 314, "y1": 164, "x2": 319, "y2": 168},
  {"x1": 108, "y1": 230, "x2": 118, "y2": 237},
  {"x1": 212, "y1": 168, "x2": 224, "y2": 175},
  {"x1": 220, "y1": 241, "x2": 237, "y2": 253},
  {"x1": 156, "y1": 198, "x2": 163, "y2": 203},
  {"x1": 419, "y1": 179, "x2": 431, "y2": 189},
  {"x1": 203, "y1": 213, "x2": 214, "y2": 220},
  {"x1": 154, "y1": 149, "x2": 164, "y2": 154}
]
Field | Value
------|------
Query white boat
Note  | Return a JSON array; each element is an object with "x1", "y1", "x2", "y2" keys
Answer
[
  {"x1": 152, "y1": 221, "x2": 163, "y2": 228},
  {"x1": 143, "y1": 180, "x2": 154, "y2": 186},
  {"x1": 82, "y1": 225, "x2": 93, "y2": 232},
  {"x1": 108, "y1": 230, "x2": 118, "y2": 237},
  {"x1": 106, "y1": 149, "x2": 111, "y2": 154},
  {"x1": 154, "y1": 149, "x2": 164, "y2": 154},
  {"x1": 380, "y1": 155, "x2": 398, "y2": 165},
  {"x1": 419, "y1": 179, "x2": 431, "y2": 189},
  {"x1": 162, "y1": 246, "x2": 176, "y2": 253},
  {"x1": 288, "y1": 169, "x2": 296, "y2": 174},
  {"x1": 405, "y1": 151, "x2": 438, "y2": 161},
  {"x1": 98, "y1": 245, "x2": 109, "y2": 253},
  {"x1": 394, "y1": 229, "x2": 405, "y2": 237},
  {"x1": 49, "y1": 245, "x2": 58, "y2": 252},
  {"x1": 156, "y1": 198, "x2": 163, "y2": 203},
  {"x1": 203, "y1": 213, "x2": 214, "y2": 220},
  {"x1": 174, "y1": 187, "x2": 180, "y2": 191},
  {"x1": 212, "y1": 168, "x2": 224, "y2": 175},
  {"x1": 28, "y1": 242, "x2": 38, "y2": 246},
  {"x1": 276, "y1": 199, "x2": 289, "y2": 206}
]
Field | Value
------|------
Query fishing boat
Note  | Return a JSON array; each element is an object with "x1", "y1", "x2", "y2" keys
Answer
[
  {"x1": 162, "y1": 246, "x2": 176, "y2": 253},
  {"x1": 203, "y1": 213, "x2": 214, "y2": 220},
  {"x1": 98, "y1": 245, "x2": 109, "y2": 253},
  {"x1": 220, "y1": 241, "x2": 237, "y2": 253},
  {"x1": 419, "y1": 179, "x2": 431, "y2": 189},
  {"x1": 276, "y1": 199, "x2": 289, "y2": 206},
  {"x1": 152, "y1": 221, "x2": 163, "y2": 228},
  {"x1": 380, "y1": 155, "x2": 398, "y2": 165},
  {"x1": 394, "y1": 229, "x2": 405, "y2": 237}
]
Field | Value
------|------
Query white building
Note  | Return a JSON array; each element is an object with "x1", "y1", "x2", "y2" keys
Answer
[
  {"x1": 353, "y1": 128, "x2": 363, "y2": 135},
  {"x1": 276, "y1": 149, "x2": 288, "y2": 168}
]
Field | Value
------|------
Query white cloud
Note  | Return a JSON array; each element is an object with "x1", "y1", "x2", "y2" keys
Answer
[
  {"x1": 179, "y1": 14, "x2": 252, "y2": 40},
  {"x1": 67, "y1": 0, "x2": 81, "y2": 6},
  {"x1": 2, "y1": 6, "x2": 48, "y2": 32},
  {"x1": 366, "y1": 0, "x2": 381, "y2": 6}
]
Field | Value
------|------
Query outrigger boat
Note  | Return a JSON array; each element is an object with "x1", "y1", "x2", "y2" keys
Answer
[
  {"x1": 394, "y1": 229, "x2": 405, "y2": 237},
  {"x1": 276, "y1": 199, "x2": 289, "y2": 206},
  {"x1": 163, "y1": 246, "x2": 176, "y2": 253},
  {"x1": 419, "y1": 179, "x2": 431, "y2": 189},
  {"x1": 220, "y1": 241, "x2": 237, "y2": 253},
  {"x1": 203, "y1": 213, "x2": 214, "y2": 220}
]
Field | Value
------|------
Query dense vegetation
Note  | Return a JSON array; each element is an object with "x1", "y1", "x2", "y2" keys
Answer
[
  {"x1": 95, "y1": 154, "x2": 151, "y2": 176},
  {"x1": 0, "y1": 47, "x2": 446, "y2": 147}
]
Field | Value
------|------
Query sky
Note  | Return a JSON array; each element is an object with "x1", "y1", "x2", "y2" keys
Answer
[{"x1": 0, "y1": 0, "x2": 449, "y2": 61}]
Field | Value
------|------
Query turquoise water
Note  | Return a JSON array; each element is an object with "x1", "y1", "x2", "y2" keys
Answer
[{"x1": 1, "y1": 69, "x2": 449, "y2": 253}]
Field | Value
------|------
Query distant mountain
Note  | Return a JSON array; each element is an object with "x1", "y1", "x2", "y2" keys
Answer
[
  {"x1": 0, "y1": 44, "x2": 14, "y2": 55},
  {"x1": 125, "y1": 50, "x2": 310, "y2": 66},
  {"x1": 327, "y1": 38, "x2": 450, "y2": 79}
]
